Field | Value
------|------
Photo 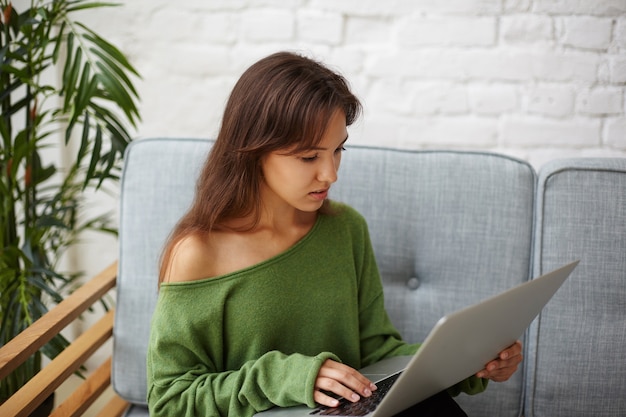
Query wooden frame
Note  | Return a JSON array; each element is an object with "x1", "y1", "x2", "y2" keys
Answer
[{"x1": 0, "y1": 262, "x2": 130, "y2": 417}]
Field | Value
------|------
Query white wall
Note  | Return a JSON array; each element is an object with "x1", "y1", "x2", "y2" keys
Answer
[{"x1": 79, "y1": 0, "x2": 626, "y2": 168}]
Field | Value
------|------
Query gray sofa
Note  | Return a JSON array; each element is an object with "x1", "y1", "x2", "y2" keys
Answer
[{"x1": 113, "y1": 138, "x2": 626, "y2": 417}]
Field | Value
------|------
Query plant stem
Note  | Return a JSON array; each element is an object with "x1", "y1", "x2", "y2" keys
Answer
[{"x1": 1, "y1": 2, "x2": 18, "y2": 267}]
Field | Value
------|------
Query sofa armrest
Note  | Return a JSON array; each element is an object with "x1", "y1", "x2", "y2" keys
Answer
[{"x1": 0, "y1": 262, "x2": 129, "y2": 417}]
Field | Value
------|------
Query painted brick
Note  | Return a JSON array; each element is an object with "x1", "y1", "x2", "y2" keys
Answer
[
  {"x1": 464, "y1": 50, "x2": 599, "y2": 82},
  {"x1": 397, "y1": 16, "x2": 496, "y2": 47},
  {"x1": 145, "y1": 8, "x2": 202, "y2": 42},
  {"x1": 530, "y1": 51, "x2": 599, "y2": 82},
  {"x1": 463, "y1": 51, "x2": 537, "y2": 81},
  {"x1": 138, "y1": 76, "x2": 234, "y2": 138},
  {"x1": 504, "y1": 0, "x2": 533, "y2": 13},
  {"x1": 353, "y1": 115, "x2": 498, "y2": 148},
  {"x1": 616, "y1": 18, "x2": 626, "y2": 49},
  {"x1": 152, "y1": 44, "x2": 233, "y2": 78},
  {"x1": 251, "y1": 0, "x2": 306, "y2": 8},
  {"x1": 308, "y1": 0, "x2": 415, "y2": 17},
  {"x1": 177, "y1": 0, "x2": 249, "y2": 12},
  {"x1": 241, "y1": 9, "x2": 295, "y2": 41},
  {"x1": 405, "y1": 0, "x2": 503, "y2": 14},
  {"x1": 606, "y1": 118, "x2": 626, "y2": 148},
  {"x1": 327, "y1": 47, "x2": 367, "y2": 75},
  {"x1": 309, "y1": 0, "x2": 502, "y2": 16},
  {"x1": 366, "y1": 51, "x2": 468, "y2": 79},
  {"x1": 500, "y1": 15, "x2": 553, "y2": 44},
  {"x1": 366, "y1": 49, "x2": 598, "y2": 82},
  {"x1": 610, "y1": 56, "x2": 626, "y2": 83},
  {"x1": 367, "y1": 80, "x2": 415, "y2": 116},
  {"x1": 578, "y1": 87, "x2": 624, "y2": 115},
  {"x1": 533, "y1": 0, "x2": 626, "y2": 16},
  {"x1": 345, "y1": 17, "x2": 393, "y2": 45},
  {"x1": 526, "y1": 84, "x2": 575, "y2": 117},
  {"x1": 382, "y1": 49, "x2": 597, "y2": 83},
  {"x1": 227, "y1": 45, "x2": 289, "y2": 73},
  {"x1": 297, "y1": 10, "x2": 343, "y2": 45},
  {"x1": 353, "y1": 116, "x2": 407, "y2": 148},
  {"x1": 501, "y1": 116, "x2": 601, "y2": 147},
  {"x1": 409, "y1": 0, "x2": 504, "y2": 14},
  {"x1": 559, "y1": 16, "x2": 613, "y2": 50},
  {"x1": 403, "y1": 116, "x2": 498, "y2": 147},
  {"x1": 197, "y1": 13, "x2": 239, "y2": 44},
  {"x1": 407, "y1": 82, "x2": 469, "y2": 115},
  {"x1": 468, "y1": 83, "x2": 518, "y2": 115}
]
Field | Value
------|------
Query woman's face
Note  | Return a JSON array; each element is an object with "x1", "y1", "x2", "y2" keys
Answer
[{"x1": 260, "y1": 109, "x2": 348, "y2": 214}]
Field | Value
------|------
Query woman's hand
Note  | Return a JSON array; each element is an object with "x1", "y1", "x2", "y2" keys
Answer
[
  {"x1": 476, "y1": 340, "x2": 523, "y2": 382},
  {"x1": 314, "y1": 359, "x2": 378, "y2": 407}
]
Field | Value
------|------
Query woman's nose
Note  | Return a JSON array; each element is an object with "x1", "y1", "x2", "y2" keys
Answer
[{"x1": 318, "y1": 156, "x2": 338, "y2": 183}]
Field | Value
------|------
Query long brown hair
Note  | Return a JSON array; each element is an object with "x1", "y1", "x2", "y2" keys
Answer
[{"x1": 158, "y1": 51, "x2": 362, "y2": 283}]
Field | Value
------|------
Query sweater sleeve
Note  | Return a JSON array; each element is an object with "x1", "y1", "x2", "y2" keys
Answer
[{"x1": 147, "y1": 292, "x2": 340, "y2": 417}]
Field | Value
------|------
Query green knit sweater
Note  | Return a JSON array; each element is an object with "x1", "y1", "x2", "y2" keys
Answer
[{"x1": 147, "y1": 202, "x2": 487, "y2": 416}]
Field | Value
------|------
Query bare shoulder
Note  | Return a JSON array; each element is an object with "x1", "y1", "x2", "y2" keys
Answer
[
  {"x1": 162, "y1": 233, "x2": 214, "y2": 283},
  {"x1": 163, "y1": 225, "x2": 297, "y2": 283}
]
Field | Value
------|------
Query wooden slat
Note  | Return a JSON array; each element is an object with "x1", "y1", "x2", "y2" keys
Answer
[
  {"x1": 0, "y1": 310, "x2": 114, "y2": 417},
  {"x1": 0, "y1": 262, "x2": 118, "y2": 380},
  {"x1": 50, "y1": 357, "x2": 113, "y2": 417},
  {"x1": 95, "y1": 394, "x2": 130, "y2": 417}
]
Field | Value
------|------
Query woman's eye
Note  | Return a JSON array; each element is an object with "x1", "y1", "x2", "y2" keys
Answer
[
  {"x1": 335, "y1": 146, "x2": 346, "y2": 154},
  {"x1": 301, "y1": 154, "x2": 318, "y2": 162}
]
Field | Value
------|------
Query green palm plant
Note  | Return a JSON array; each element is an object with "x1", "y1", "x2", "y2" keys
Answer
[{"x1": 0, "y1": 0, "x2": 139, "y2": 404}]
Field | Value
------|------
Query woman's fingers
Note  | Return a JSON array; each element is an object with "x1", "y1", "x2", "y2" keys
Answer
[
  {"x1": 476, "y1": 340, "x2": 523, "y2": 381},
  {"x1": 314, "y1": 359, "x2": 377, "y2": 407}
]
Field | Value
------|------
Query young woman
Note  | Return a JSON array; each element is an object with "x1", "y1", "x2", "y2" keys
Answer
[{"x1": 147, "y1": 51, "x2": 522, "y2": 417}]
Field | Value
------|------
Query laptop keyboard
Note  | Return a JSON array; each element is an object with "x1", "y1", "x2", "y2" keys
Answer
[{"x1": 309, "y1": 372, "x2": 401, "y2": 416}]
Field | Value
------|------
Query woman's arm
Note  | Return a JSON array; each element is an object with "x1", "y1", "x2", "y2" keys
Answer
[{"x1": 148, "y1": 341, "x2": 339, "y2": 417}]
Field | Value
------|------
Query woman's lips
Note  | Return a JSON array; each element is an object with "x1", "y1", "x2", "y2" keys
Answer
[{"x1": 309, "y1": 189, "x2": 329, "y2": 200}]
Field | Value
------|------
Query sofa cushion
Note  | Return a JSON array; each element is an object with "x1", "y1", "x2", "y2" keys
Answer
[
  {"x1": 526, "y1": 158, "x2": 626, "y2": 417},
  {"x1": 113, "y1": 138, "x2": 211, "y2": 404},
  {"x1": 122, "y1": 405, "x2": 149, "y2": 417},
  {"x1": 332, "y1": 147, "x2": 535, "y2": 417}
]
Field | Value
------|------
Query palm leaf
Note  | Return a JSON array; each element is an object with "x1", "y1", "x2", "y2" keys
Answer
[
  {"x1": 62, "y1": 32, "x2": 82, "y2": 113},
  {"x1": 86, "y1": 123, "x2": 102, "y2": 184},
  {"x1": 66, "y1": 1, "x2": 121, "y2": 13},
  {"x1": 74, "y1": 61, "x2": 95, "y2": 115},
  {"x1": 79, "y1": 25, "x2": 139, "y2": 76},
  {"x1": 90, "y1": 47, "x2": 138, "y2": 97},
  {"x1": 76, "y1": 110, "x2": 91, "y2": 165}
]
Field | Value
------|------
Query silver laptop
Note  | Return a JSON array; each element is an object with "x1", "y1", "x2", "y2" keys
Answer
[{"x1": 255, "y1": 260, "x2": 579, "y2": 417}]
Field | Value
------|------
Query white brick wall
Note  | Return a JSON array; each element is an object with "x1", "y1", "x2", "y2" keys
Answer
[
  {"x1": 76, "y1": 0, "x2": 626, "y2": 167},
  {"x1": 73, "y1": 1, "x2": 626, "y2": 168}
]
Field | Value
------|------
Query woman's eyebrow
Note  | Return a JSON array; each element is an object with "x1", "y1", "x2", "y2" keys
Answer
[{"x1": 309, "y1": 135, "x2": 349, "y2": 151}]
